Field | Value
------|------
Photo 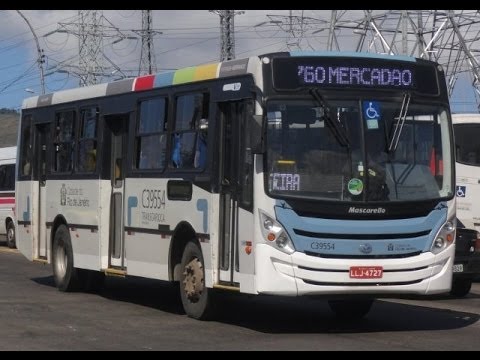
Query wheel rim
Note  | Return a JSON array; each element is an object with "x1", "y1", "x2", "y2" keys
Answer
[
  {"x1": 54, "y1": 239, "x2": 67, "y2": 279},
  {"x1": 182, "y1": 257, "x2": 204, "y2": 303},
  {"x1": 7, "y1": 227, "x2": 14, "y2": 244}
]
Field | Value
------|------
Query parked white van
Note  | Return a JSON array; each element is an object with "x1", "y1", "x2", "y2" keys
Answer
[{"x1": 0, "y1": 146, "x2": 16, "y2": 248}]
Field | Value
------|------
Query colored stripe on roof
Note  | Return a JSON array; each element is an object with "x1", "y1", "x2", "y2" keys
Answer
[
  {"x1": 153, "y1": 72, "x2": 175, "y2": 88},
  {"x1": 134, "y1": 75, "x2": 155, "y2": 91},
  {"x1": 173, "y1": 66, "x2": 196, "y2": 84},
  {"x1": 193, "y1": 63, "x2": 219, "y2": 81},
  {"x1": 106, "y1": 78, "x2": 135, "y2": 96}
]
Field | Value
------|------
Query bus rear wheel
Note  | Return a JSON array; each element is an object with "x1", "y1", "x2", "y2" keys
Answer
[
  {"x1": 6, "y1": 221, "x2": 15, "y2": 249},
  {"x1": 52, "y1": 224, "x2": 81, "y2": 292},
  {"x1": 328, "y1": 299, "x2": 374, "y2": 319},
  {"x1": 179, "y1": 241, "x2": 214, "y2": 320}
]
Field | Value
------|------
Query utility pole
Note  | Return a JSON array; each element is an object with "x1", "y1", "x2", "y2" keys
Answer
[
  {"x1": 16, "y1": 10, "x2": 45, "y2": 94},
  {"x1": 46, "y1": 11, "x2": 131, "y2": 86},
  {"x1": 259, "y1": 10, "x2": 327, "y2": 51},
  {"x1": 210, "y1": 10, "x2": 244, "y2": 61},
  {"x1": 138, "y1": 10, "x2": 158, "y2": 75},
  {"x1": 77, "y1": 11, "x2": 103, "y2": 86}
]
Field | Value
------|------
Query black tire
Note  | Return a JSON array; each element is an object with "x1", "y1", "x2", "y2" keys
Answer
[
  {"x1": 52, "y1": 224, "x2": 81, "y2": 292},
  {"x1": 6, "y1": 221, "x2": 15, "y2": 249},
  {"x1": 328, "y1": 299, "x2": 374, "y2": 319},
  {"x1": 179, "y1": 241, "x2": 214, "y2": 320},
  {"x1": 450, "y1": 278, "x2": 472, "y2": 297}
]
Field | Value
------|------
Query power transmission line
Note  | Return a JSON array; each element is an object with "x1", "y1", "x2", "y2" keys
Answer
[
  {"x1": 137, "y1": 10, "x2": 159, "y2": 75},
  {"x1": 45, "y1": 10, "x2": 132, "y2": 86},
  {"x1": 210, "y1": 10, "x2": 244, "y2": 61}
]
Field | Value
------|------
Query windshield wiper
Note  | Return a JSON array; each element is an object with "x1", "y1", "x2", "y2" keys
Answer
[
  {"x1": 309, "y1": 88, "x2": 350, "y2": 147},
  {"x1": 388, "y1": 92, "x2": 411, "y2": 153}
]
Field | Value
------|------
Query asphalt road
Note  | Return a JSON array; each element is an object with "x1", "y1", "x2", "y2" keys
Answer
[{"x1": 1, "y1": 245, "x2": 479, "y2": 350}]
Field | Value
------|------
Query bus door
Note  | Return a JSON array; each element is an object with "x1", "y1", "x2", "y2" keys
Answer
[
  {"x1": 103, "y1": 114, "x2": 129, "y2": 269},
  {"x1": 218, "y1": 100, "x2": 255, "y2": 285},
  {"x1": 33, "y1": 123, "x2": 50, "y2": 259}
]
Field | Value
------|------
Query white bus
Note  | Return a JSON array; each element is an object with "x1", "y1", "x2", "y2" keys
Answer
[
  {"x1": 16, "y1": 51, "x2": 455, "y2": 320},
  {"x1": 453, "y1": 114, "x2": 480, "y2": 229},
  {"x1": 0, "y1": 146, "x2": 16, "y2": 248},
  {"x1": 450, "y1": 114, "x2": 480, "y2": 296}
]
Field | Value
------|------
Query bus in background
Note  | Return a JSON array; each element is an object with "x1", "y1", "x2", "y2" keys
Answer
[
  {"x1": 0, "y1": 146, "x2": 16, "y2": 248},
  {"x1": 451, "y1": 114, "x2": 480, "y2": 296},
  {"x1": 453, "y1": 114, "x2": 480, "y2": 229},
  {"x1": 16, "y1": 51, "x2": 455, "y2": 320}
]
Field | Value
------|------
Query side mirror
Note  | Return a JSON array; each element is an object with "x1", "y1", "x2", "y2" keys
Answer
[{"x1": 250, "y1": 114, "x2": 264, "y2": 154}]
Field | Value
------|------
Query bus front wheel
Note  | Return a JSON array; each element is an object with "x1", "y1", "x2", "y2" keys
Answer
[
  {"x1": 52, "y1": 224, "x2": 81, "y2": 292},
  {"x1": 328, "y1": 299, "x2": 374, "y2": 319},
  {"x1": 450, "y1": 278, "x2": 472, "y2": 297},
  {"x1": 179, "y1": 241, "x2": 214, "y2": 320},
  {"x1": 6, "y1": 221, "x2": 15, "y2": 249}
]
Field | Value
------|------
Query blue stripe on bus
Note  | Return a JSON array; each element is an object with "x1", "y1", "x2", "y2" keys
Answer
[
  {"x1": 289, "y1": 51, "x2": 416, "y2": 62},
  {"x1": 274, "y1": 203, "x2": 446, "y2": 256},
  {"x1": 196, "y1": 199, "x2": 208, "y2": 233},
  {"x1": 153, "y1": 72, "x2": 175, "y2": 88}
]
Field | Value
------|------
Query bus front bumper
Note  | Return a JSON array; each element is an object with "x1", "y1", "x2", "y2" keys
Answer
[{"x1": 255, "y1": 244, "x2": 454, "y2": 296}]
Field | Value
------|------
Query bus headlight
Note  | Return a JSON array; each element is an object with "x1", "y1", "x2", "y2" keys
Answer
[
  {"x1": 259, "y1": 210, "x2": 295, "y2": 255},
  {"x1": 431, "y1": 218, "x2": 456, "y2": 255}
]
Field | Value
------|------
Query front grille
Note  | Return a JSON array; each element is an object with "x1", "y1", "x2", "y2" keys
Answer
[
  {"x1": 294, "y1": 228, "x2": 430, "y2": 240},
  {"x1": 304, "y1": 250, "x2": 422, "y2": 259},
  {"x1": 298, "y1": 265, "x2": 428, "y2": 273},
  {"x1": 302, "y1": 279, "x2": 423, "y2": 286}
]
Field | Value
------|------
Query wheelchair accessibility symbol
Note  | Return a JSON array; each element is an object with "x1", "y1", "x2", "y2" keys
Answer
[
  {"x1": 363, "y1": 101, "x2": 381, "y2": 120},
  {"x1": 456, "y1": 185, "x2": 466, "y2": 197}
]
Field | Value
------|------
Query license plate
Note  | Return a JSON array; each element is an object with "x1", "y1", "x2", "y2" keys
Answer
[
  {"x1": 453, "y1": 264, "x2": 464, "y2": 273},
  {"x1": 349, "y1": 266, "x2": 383, "y2": 279}
]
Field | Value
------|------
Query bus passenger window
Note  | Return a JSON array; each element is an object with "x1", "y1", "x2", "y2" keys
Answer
[
  {"x1": 171, "y1": 93, "x2": 209, "y2": 170},
  {"x1": 54, "y1": 110, "x2": 76, "y2": 173},
  {"x1": 136, "y1": 97, "x2": 167, "y2": 170},
  {"x1": 194, "y1": 118, "x2": 208, "y2": 169},
  {"x1": 20, "y1": 119, "x2": 32, "y2": 177},
  {"x1": 77, "y1": 107, "x2": 98, "y2": 173}
]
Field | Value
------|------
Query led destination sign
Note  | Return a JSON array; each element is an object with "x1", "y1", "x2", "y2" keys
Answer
[
  {"x1": 272, "y1": 57, "x2": 439, "y2": 95},
  {"x1": 298, "y1": 65, "x2": 412, "y2": 87}
]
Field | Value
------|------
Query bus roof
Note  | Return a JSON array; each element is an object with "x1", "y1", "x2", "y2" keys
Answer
[
  {"x1": 22, "y1": 56, "x2": 258, "y2": 110},
  {"x1": 22, "y1": 51, "x2": 428, "y2": 110},
  {"x1": 452, "y1": 113, "x2": 480, "y2": 124}
]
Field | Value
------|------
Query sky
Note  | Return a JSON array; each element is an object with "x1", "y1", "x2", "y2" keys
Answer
[{"x1": 0, "y1": 10, "x2": 477, "y2": 113}]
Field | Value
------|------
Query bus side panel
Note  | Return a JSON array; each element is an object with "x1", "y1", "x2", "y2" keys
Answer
[
  {"x1": 99, "y1": 179, "x2": 111, "y2": 270},
  {"x1": 234, "y1": 207, "x2": 256, "y2": 294},
  {"x1": 47, "y1": 180, "x2": 102, "y2": 271},
  {"x1": 456, "y1": 164, "x2": 480, "y2": 230},
  {"x1": 16, "y1": 180, "x2": 34, "y2": 260},
  {"x1": 123, "y1": 178, "x2": 170, "y2": 280},
  {"x1": 123, "y1": 178, "x2": 213, "y2": 286}
]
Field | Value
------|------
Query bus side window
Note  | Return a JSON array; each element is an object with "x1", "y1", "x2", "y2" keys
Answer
[
  {"x1": 194, "y1": 118, "x2": 208, "y2": 169},
  {"x1": 171, "y1": 93, "x2": 209, "y2": 170},
  {"x1": 54, "y1": 110, "x2": 76, "y2": 173},
  {"x1": 0, "y1": 165, "x2": 6, "y2": 190},
  {"x1": 20, "y1": 118, "x2": 32, "y2": 177},
  {"x1": 77, "y1": 107, "x2": 99, "y2": 173},
  {"x1": 136, "y1": 97, "x2": 167, "y2": 170}
]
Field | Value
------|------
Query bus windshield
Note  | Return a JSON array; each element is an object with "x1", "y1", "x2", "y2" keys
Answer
[{"x1": 266, "y1": 98, "x2": 453, "y2": 202}]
